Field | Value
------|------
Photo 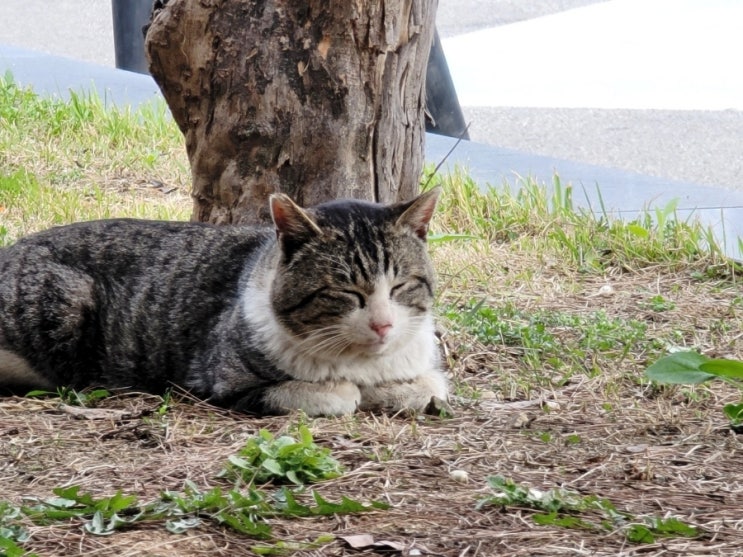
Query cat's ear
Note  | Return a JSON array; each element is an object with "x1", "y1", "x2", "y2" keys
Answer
[
  {"x1": 270, "y1": 193, "x2": 322, "y2": 244},
  {"x1": 394, "y1": 187, "x2": 441, "y2": 240}
]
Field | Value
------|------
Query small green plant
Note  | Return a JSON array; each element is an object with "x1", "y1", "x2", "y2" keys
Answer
[
  {"x1": 0, "y1": 501, "x2": 30, "y2": 556},
  {"x1": 645, "y1": 351, "x2": 743, "y2": 429},
  {"x1": 223, "y1": 425, "x2": 344, "y2": 485},
  {"x1": 443, "y1": 300, "x2": 653, "y2": 373},
  {"x1": 427, "y1": 232, "x2": 478, "y2": 244},
  {"x1": 11, "y1": 481, "x2": 385, "y2": 550},
  {"x1": 156, "y1": 389, "x2": 173, "y2": 416},
  {"x1": 0, "y1": 536, "x2": 29, "y2": 557},
  {"x1": 22, "y1": 485, "x2": 143, "y2": 537},
  {"x1": 642, "y1": 294, "x2": 676, "y2": 312},
  {"x1": 250, "y1": 533, "x2": 335, "y2": 556},
  {"x1": 25, "y1": 387, "x2": 111, "y2": 407},
  {"x1": 564, "y1": 433, "x2": 582, "y2": 445},
  {"x1": 478, "y1": 476, "x2": 699, "y2": 544}
]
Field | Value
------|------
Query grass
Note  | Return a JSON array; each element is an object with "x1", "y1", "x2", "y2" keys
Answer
[
  {"x1": 428, "y1": 168, "x2": 735, "y2": 275},
  {"x1": 0, "y1": 72, "x2": 189, "y2": 244},
  {"x1": 1, "y1": 76, "x2": 743, "y2": 556}
]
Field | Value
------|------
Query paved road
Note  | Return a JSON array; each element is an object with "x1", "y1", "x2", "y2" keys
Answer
[
  {"x1": 439, "y1": 0, "x2": 743, "y2": 192},
  {"x1": 0, "y1": 0, "x2": 600, "y2": 63},
  {"x1": 437, "y1": 0, "x2": 605, "y2": 36},
  {"x1": 0, "y1": 1, "x2": 116, "y2": 67}
]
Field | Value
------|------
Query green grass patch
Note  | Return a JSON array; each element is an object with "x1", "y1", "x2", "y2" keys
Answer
[
  {"x1": 443, "y1": 299, "x2": 658, "y2": 376},
  {"x1": 479, "y1": 475, "x2": 701, "y2": 544},
  {"x1": 428, "y1": 168, "x2": 737, "y2": 277},
  {"x1": 0, "y1": 72, "x2": 189, "y2": 244}
]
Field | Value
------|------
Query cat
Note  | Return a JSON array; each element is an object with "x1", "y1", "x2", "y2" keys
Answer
[{"x1": 0, "y1": 188, "x2": 448, "y2": 416}]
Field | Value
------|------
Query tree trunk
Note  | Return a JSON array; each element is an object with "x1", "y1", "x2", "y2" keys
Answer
[{"x1": 145, "y1": 0, "x2": 437, "y2": 225}]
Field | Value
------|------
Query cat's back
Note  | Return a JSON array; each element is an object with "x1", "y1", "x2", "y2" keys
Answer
[
  {"x1": 0, "y1": 218, "x2": 274, "y2": 391},
  {"x1": 1, "y1": 219, "x2": 271, "y2": 278}
]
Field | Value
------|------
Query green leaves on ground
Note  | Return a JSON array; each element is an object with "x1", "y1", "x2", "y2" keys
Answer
[
  {"x1": 444, "y1": 300, "x2": 651, "y2": 372},
  {"x1": 0, "y1": 501, "x2": 29, "y2": 556},
  {"x1": 275, "y1": 488, "x2": 387, "y2": 517},
  {"x1": 223, "y1": 425, "x2": 344, "y2": 485},
  {"x1": 646, "y1": 351, "x2": 743, "y2": 427},
  {"x1": 646, "y1": 351, "x2": 743, "y2": 385},
  {"x1": 1, "y1": 426, "x2": 384, "y2": 552},
  {"x1": 24, "y1": 387, "x2": 111, "y2": 407},
  {"x1": 0, "y1": 536, "x2": 28, "y2": 557},
  {"x1": 479, "y1": 476, "x2": 700, "y2": 544},
  {"x1": 24, "y1": 485, "x2": 141, "y2": 536},
  {"x1": 15, "y1": 481, "x2": 383, "y2": 542}
]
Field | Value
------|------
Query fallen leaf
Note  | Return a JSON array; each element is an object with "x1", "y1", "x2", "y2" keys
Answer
[{"x1": 340, "y1": 534, "x2": 375, "y2": 549}]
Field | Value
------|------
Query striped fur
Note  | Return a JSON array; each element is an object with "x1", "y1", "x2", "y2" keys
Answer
[{"x1": 0, "y1": 190, "x2": 447, "y2": 416}]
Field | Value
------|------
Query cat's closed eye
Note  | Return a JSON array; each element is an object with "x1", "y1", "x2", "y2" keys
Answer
[
  {"x1": 340, "y1": 289, "x2": 366, "y2": 308},
  {"x1": 390, "y1": 283, "x2": 407, "y2": 298},
  {"x1": 391, "y1": 276, "x2": 431, "y2": 297}
]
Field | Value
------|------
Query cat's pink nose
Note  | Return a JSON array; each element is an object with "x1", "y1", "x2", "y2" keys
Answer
[{"x1": 370, "y1": 321, "x2": 392, "y2": 340}]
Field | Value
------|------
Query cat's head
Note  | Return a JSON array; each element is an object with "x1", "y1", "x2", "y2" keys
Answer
[{"x1": 268, "y1": 188, "x2": 440, "y2": 360}]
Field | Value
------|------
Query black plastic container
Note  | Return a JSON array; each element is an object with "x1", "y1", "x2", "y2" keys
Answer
[
  {"x1": 425, "y1": 30, "x2": 469, "y2": 140},
  {"x1": 111, "y1": 0, "x2": 152, "y2": 74}
]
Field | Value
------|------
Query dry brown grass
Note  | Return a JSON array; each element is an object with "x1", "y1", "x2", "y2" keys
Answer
[{"x1": 2, "y1": 241, "x2": 742, "y2": 557}]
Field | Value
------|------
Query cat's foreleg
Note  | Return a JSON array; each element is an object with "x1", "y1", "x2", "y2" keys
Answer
[
  {"x1": 358, "y1": 370, "x2": 448, "y2": 414},
  {"x1": 234, "y1": 380, "x2": 361, "y2": 416}
]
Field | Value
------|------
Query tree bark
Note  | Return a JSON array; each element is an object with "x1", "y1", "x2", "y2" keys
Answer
[{"x1": 145, "y1": 0, "x2": 437, "y2": 225}]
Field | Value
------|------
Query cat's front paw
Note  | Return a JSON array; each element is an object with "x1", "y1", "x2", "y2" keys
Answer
[
  {"x1": 261, "y1": 380, "x2": 360, "y2": 416},
  {"x1": 358, "y1": 370, "x2": 449, "y2": 415}
]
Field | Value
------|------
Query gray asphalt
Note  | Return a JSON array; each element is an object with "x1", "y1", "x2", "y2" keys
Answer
[
  {"x1": 436, "y1": 0, "x2": 607, "y2": 36},
  {"x1": 464, "y1": 106, "x2": 743, "y2": 192},
  {"x1": 0, "y1": 0, "x2": 603, "y2": 64}
]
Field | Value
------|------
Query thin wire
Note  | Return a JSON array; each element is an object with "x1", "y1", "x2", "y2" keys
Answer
[{"x1": 422, "y1": 122, "x2": 472, "y2": 191}]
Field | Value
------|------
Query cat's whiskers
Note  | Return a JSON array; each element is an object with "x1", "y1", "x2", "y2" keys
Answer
[{"x1": 294, "y1": 325, "x2": 352, "y2": 359}]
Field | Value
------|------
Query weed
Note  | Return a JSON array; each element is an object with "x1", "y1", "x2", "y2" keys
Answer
[
  {"x1": 9, "y1": 472, "x2": 385, "y2": 549},
  {"x1": 645, "y1": 351, "x2": 743, "y2": 429},
  {"x1": 479, "y1": 476, "x2": 700, "y2": 544},
  {"x1": 222, "y1": 425, "x2": 344, "y2": 486},
  {"x1": 250, "y1": 533, "x2": 335, "y2": 555},
  {"x1": 0, "y1": 501, "x2": 29, "y2": 552},
  {"x1": 443, "y1": 300, "x2": 653, "y2": 374},
  {"x1": 0, "y1": 536, "x2": 28, "y2": 557},
  {"x1": 14, "y1": 480, "x2": 383, "y2": 544},
  {"x1": 642, "y1": 294, "x2": 677, "y2": 312},
  {"x1": 24, "y1": 387, "x2": 111, "y2": 407}
]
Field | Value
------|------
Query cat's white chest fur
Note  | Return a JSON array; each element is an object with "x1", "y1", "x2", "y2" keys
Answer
[{"x1": 242, "y1": 271, "x2": 442, "y2": 388}]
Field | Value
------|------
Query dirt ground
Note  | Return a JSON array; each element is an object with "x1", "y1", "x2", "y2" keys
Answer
[{"x1": 1, "y1": 249, "x2": 742, "y2": 557}]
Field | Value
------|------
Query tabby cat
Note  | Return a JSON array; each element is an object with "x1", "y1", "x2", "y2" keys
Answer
[{"x1": 0, "y1": 189, "x2": 447, "y2": 416}]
